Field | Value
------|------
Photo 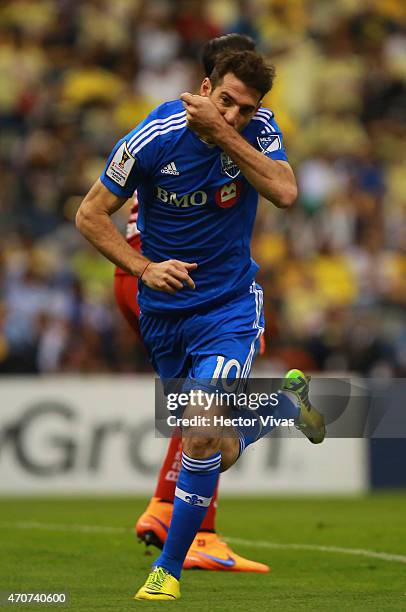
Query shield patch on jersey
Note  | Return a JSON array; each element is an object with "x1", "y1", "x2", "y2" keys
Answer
[
  {"x1": 257, "y1": 135, "x2": 281, "y2": 154},
  {"x1": 220, "y1": 153, "x2": 240, "y2": 179}
]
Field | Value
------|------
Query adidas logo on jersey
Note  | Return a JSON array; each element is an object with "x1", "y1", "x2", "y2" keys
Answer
[{"x1": 161, "y1": 162, "x2": 179, "y2": 175}]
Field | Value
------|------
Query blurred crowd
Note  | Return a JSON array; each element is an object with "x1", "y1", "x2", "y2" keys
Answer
[{"x1": 0, "y1": 0, "x2": 405, "y2": 376}]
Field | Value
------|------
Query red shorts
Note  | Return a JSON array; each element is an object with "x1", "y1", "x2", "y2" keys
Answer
[
  {"x1": 114, "y1": 273, "x2": 141, "y2": 338},
  {"x1": 114, "y1": 232, "x2": 142, "y2": 338}
]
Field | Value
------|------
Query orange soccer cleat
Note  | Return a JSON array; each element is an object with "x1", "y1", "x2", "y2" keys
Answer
[
  {"x1": 136, "y1": 498, "x2": 270, "y2": 573},
  {"x1": 183, "y1": 532, "x2": 270, "y2": 573},
  {"x1": 135, "y1": 497, "x2": 172, "y2": 549}
]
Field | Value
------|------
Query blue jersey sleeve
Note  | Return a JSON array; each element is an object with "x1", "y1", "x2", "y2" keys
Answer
[
  {"x1": 100, "y1": 134, "x2": 143, "y2": 198},
  {"x1": 100, "y1": 111, "x2": 160, "y2": 198},
  {"x1": 100, "y1": 102, "x2": 186, "y2": 198},
  {"x1": 251, "y1": 107, "x2": 288, "y2": 162}
]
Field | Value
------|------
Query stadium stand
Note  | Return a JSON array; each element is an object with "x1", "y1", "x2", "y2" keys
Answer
[{"x1": 0, "y1": 0, "x2": 405, "y2": 375}]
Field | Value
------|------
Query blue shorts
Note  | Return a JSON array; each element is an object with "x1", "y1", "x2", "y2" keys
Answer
[{"x1": 140, "y1": 281, "x2": 264, "y2": 392}]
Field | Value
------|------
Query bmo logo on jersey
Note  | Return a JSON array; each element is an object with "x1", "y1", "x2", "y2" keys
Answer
[
  {"x1": 155, "y1": 181, "x2": 241, "y2": 209},
  {"x1": 215, "y1": 180, "x2": 242, "y2": 209},
  {"x1": 155, "y1": 186, "x2": 208, "y2": 208}
]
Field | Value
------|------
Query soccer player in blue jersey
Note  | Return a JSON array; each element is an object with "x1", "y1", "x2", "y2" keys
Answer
[
  {"x1": 119, "y1": 35, "x2": 269, "y2": 575},
  {"x1": 76, "y1": 49, "x2": 325, "y2": 601}
]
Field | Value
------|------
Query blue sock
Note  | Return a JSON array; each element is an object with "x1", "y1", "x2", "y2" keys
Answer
[
  {"x1": 234, "y1": 391, "x2": 300, "y2": 454},
  {"x1": 154, "y1": 450, "x2": 221, "y2": 580}
]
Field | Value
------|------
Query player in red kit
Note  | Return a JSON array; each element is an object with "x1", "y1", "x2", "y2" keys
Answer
[{"x1": 113, "y1": 35, "x2": 268, "y2": 573}]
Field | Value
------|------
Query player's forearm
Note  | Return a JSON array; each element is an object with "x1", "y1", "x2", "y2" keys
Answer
[
  {"x1": 76, "y1": 206, "x2": 150, "y2": 277},
  {"x1": 214, "y1": 125, "x2": 297, "y2": 208}
]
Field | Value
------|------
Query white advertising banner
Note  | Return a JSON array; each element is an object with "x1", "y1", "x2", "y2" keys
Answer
[{"x1": 0, "y1": 377, "x2": 367, "y2": 495}]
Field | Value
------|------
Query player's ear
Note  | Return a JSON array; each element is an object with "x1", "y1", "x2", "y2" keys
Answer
[{"x1": 200, "y1": 77, "x2": 212, "y2": 97}]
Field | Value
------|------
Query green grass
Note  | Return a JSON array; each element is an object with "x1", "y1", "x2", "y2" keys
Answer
[{"x1": 0, "y1": 494, "x2": 405, "y2": 611}]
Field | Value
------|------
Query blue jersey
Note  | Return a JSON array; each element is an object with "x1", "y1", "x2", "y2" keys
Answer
[{"x1": 101, "y1": 99, "x2": 288, "y2": 315}]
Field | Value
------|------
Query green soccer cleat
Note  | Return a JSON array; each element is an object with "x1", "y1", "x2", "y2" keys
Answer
[
  {"x1": 134, "y1": 566, "x2": 180, "y2": 601},
  {"x1": 282, "y1": 369, "x2": 326, "y2": 444}
]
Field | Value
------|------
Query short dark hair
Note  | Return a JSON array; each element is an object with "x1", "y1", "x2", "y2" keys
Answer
[
  {"x1": 201, "y1": 34, "x2": 256, "y2": 77},
  {"x1": 209, "y1": 50, "x2": 275, "y2": 100}
]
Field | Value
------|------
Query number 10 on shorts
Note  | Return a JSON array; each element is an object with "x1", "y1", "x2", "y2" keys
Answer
[{"x1": 210, "y1": 356, "x2": 241, "y2": 391}]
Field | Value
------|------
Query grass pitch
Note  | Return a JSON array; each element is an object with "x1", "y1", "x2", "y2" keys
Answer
[{"x1": 0, "y1": 494, "x2": 405, "y2": 611}]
